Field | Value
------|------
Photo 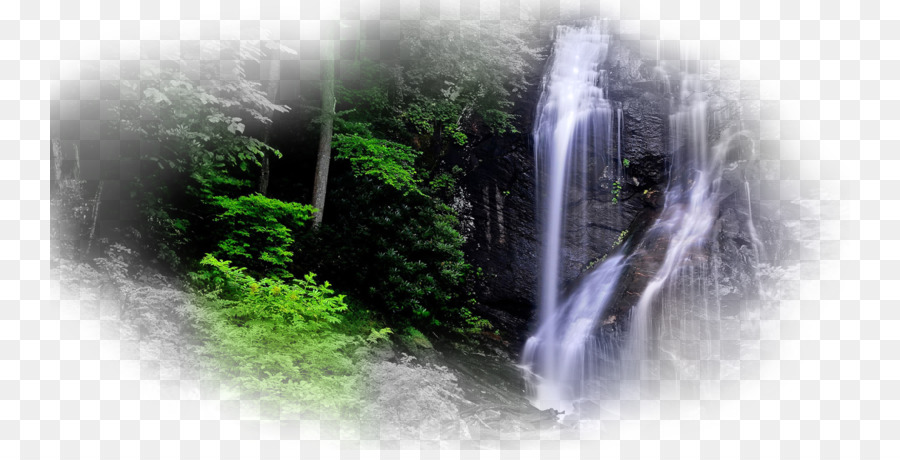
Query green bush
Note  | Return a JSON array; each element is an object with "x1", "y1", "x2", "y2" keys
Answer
[
  {"x1": 301, "y1": 177, "x2": 475, "y2": 329},
  {"x1": 332, "y1": 133, "x2": 424, "y2": 195},
  {"x1": 208, "y1": 194, "x2": 316, "y2": 279},
  {"x1": 194, "y1": 254, "x2": 346, "y2": 326},
  {"x1": 189, "y1": 254, "x2": 366, "y2": 414},
  {"x1": 195, "y1": 307, "x2": 363, "y2": 413}
]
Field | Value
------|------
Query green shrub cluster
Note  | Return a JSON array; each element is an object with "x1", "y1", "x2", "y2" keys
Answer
[
  {"x1": 301, "y1": 177, "x2": 479, "y2": 329},
  {"x1": 208, "y1": 194, "x2": 315, "y2": 279},
  {"x1": 189, "y1": 254, "x2": 371, "y2": 414},
  {"x1": 332, "y1": 133, "x2": 424, "y2": 195},
  {"x1": 194, "y1": 305, "x2": 364, "y2": 413},
  {"x1": 195, "y1": 255, "x2": 346, "y2": 325}
]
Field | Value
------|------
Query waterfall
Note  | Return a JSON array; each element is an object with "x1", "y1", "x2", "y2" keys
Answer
[
  {"x1": 521, "y1": 22, "x2": 742, "y2": 415},
  {"x1": 531, "y1": 19, "x2": 612, "y2": 327},
  {"x1": 521, "y1": 19, "x2": 619, "y2": 412},
  {"x1": 624, "y1": 75, "x2": 723, "y2": 367}
]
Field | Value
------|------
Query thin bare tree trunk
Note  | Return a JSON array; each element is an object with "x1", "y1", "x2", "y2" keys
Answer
[
  {"x1": 86, "y1": 181, "x2": 103, "y2": 255},
  {"x1": 259, "y1": 58, "x2": 281, "y2": 196},
  {"x1": 258, "y1": 152, "x2": 271, "y2": 195},
  {"x1": 72, "y1": 142, "x2": 80, "y2": 179},
  {"x1": 51, "y1": 139, "x2": 62, "y2": 196},
  {"x1": 312, "y1": 40, "x2": 336, "y2": 228}
]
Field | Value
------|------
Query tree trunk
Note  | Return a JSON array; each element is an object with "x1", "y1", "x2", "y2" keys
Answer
[
  {"x1": 258, "y1": 152, "x2": 270, "y2": 195},
  {"x1": 72, "y1": 142, "x2": 81, "y2": 179},
  {"x1": 50, "y1": 139, "x2": 62, "y2": 196},
  {"x1": 85, "y1": 180, "x2": 104, "y2": 256},
  {"x1": 259, "y1": 58, "x2": 281, "y2": 196},
  {"x1": 312, "y1": 40, "x2": 336, "y2": 228}
]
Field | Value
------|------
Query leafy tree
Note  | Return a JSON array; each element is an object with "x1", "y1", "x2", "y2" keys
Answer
[
  {"x1": 116, "y1": 40, "x2": 291, "y2": 269},
  {"x1": 330, "y1": 20, "x2": 540, "y2": 188},
  {"x1": 332, "y1": 133, "x2": 423, "y2": 195},
  {"x1": 389, "y1": 20, "x2": 540, "y2": 154},
  {"x1": 119, "y1": 41, "x2": 289, "y2": 174}
]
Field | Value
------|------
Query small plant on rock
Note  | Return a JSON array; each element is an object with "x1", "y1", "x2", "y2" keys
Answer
[{"x1": 611, "y1": 181, "x2": 623, "y2": 204}]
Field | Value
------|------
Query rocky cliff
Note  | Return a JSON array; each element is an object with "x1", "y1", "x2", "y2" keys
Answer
[
  {"x1": 450, "y1": 34, "x2": 674, "y2": 347},
  {"x1": 454, "y1": 32, "x2": 771, "y2": 352}
]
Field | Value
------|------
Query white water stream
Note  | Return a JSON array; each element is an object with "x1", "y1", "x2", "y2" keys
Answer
[
  {"x1": 521, "y1": 22, "x2": 759, "y2": 416},
  {"x1": 521, "y1": 20, "x2": 617, "y2": 412}
]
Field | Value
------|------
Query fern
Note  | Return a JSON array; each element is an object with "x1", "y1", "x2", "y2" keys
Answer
[{"x1": 196, "y1": 255, "x2": 347, "y2": 326}]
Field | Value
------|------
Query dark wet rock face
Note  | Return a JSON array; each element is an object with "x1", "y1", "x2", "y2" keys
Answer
[
  {"x1": 608, "y1": 40, "x2": 670, "y2": 189},
  {"x1": 453, "y1": 36, "x2": 673, "y2": 348},
  {"x1": 453, "y1": 131, "x2": 541, "y2": 322},
  {"x1": 455, "y1": 29, "x2": 774, "y2": 361}
]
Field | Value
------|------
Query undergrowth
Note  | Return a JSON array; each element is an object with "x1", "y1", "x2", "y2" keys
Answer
[
  {"x1": 188, "y1": 253, "x2": 392, "y2": 415},
  {"x1": 71, "y1": 244, "x2": 395, "y2": 416}
]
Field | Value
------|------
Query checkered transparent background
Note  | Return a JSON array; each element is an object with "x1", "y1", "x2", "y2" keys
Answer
[{"x1": 6, "y1": 0, "x2": 900, "y2": 458}]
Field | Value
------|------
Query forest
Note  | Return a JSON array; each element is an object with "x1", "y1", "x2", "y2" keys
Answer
[{"x1": 51, "y1": 19, "x2": 560, "y2": 433}]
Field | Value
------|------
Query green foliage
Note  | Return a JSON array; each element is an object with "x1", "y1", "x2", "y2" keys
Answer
[
  {"x1": 429, "y1": 172, "x2": 456, "y2": 192},
  {"x1": 195, "y1": 255, "x2": 347, "y2": 326},
  {"x1": 207, "y1": 194, "x2": 315, "y2": 278},
  {"x1": 125, "y1": 166, "x2": 255, "y2": 272},
  {"x1": 195, "y1": 303, "x2": 363, "y2": 413},
  {"x1": 334, "y1": 20, "x2": 538, "y2": 158},
  {"x1": 395, "y1": 20, "x2": 540, "y2": 138},
  {"x1": 611, "y1": 180, "x2": 623, "y2": 204},
  {"x1": 365, "y1": 327, "x2": 394, "y2": 345},
  {"x1": 455, "y1": 306, "x2": 494, "y2": 335},
  {"x1": 374, "y1": 205, "x2": 470, "y2": 323},
  {"x1": 612, "y1": 230, "x2": 629, "y2": 248},
  {"x1": 480, "y1": 108, "x2": 519, "y2": 135},
  {"x1": 299, "y1": 175, "x2": 474, "y2": 329},
  {"x1": 332, "y1": 133, "x2": 424, "y2": 195},
  {"x1": 188, "y1": 254, "x2": 366, "y2": 414},
  {"x1": 400, "y1": 326, "x2": 433, "y2": 350},
  {"x1": 119, "y1": 47, "x2": 288, "y2": 174},
  {"x1": 401, "y1": 97, "x2": 470, "y2": 146},
  {"x1": 334, "y1": 61, "x2": 406, "y2": 138},
  {"x1": 623, "y1": 158, "x2": 630, "y2": 168},
  {"x1": 427, "y1": 165, "x2": 464, "y2": 199}
]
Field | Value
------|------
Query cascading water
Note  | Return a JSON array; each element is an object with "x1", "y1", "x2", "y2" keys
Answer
[
  {"x1": 521, "y1": 19, "x2": 621, "y2": 412},
  {"x1": 624, "y1": 75, "x2": 723, "y2": 367},
  {"x1": 521, "y1": 22, "x2": 755, "y2": 415}
]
